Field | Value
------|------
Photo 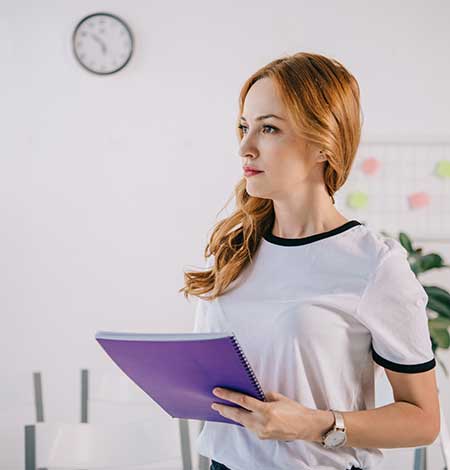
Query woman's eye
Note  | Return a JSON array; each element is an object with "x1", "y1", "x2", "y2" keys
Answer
[
  {"x1": 263, "y1": 125, "x2": 278, "y2": 134},
  {"x1": 238, "y1": 124, "x2": 278, "y2": 135}
]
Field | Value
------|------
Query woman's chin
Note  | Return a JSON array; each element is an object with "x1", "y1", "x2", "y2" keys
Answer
[{"x1": 245, "y1": 186, "x2": 268, "y2": 198}]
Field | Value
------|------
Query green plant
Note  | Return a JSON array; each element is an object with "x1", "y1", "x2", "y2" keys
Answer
[{"x1": 380, "y1": 230, "x2": 450, "y2": 377}]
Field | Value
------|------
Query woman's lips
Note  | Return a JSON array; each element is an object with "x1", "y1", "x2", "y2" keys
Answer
[{"x1": 244, "y1": 170, "x2": 264, "y2": 177}]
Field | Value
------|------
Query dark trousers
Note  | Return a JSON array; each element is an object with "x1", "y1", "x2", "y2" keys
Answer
[{"x1": 210, "y1": 459, "x2": 363, "y2": 470}]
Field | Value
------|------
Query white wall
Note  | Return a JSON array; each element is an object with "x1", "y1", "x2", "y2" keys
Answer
[{"x1": 1, "y1": 0, "x2": 450, "y2": 468}]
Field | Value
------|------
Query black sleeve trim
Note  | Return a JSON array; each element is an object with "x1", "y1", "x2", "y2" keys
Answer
[{"x1": 371, "y1": 346, "x2": 436, "y2": 373}]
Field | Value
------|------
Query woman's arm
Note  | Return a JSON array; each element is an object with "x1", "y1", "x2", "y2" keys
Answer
[
  {"x1": 309, "y1": 368, "x2": 440, "y2": 448},
  {"x1": 210, "y1": 368, "x2": 440, "y2": 447}
]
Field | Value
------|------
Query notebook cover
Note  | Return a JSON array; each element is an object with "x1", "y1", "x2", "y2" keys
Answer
[{"x1": 95, "y1": 331, "x2": 266, "y2": 427}]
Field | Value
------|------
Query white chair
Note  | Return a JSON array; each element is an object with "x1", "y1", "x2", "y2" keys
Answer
[
  {"x1": 80, "y1": 367, "x2": 194, "y2": 469},
  {"x1": 4, "y1": 367, "x2": 204, "y2": 470},
  {"x1": 24, "y1": 420, "x2": 184, "y2": 469},
  {"x1": 0, "y1": 371, "x2": 45, "y2": 470}
]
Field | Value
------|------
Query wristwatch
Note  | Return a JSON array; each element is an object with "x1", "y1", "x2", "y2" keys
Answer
[{"x1": 321, "y1": 410, "x2": 347, "y2": 449}]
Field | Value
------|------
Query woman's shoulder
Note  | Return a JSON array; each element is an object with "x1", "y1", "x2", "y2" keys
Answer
[{"x1": 353, "y1": 223, "x2": 409, "y2": 274}]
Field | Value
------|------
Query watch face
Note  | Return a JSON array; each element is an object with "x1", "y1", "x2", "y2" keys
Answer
[
  {"x1": 324, "y1": 430, "x2": 346, "y2": 447},
  {"x1": 72, "y1": 12, "x2": 133, "y2": 75}
]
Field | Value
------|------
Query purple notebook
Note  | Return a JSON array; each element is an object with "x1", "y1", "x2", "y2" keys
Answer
[{"x1": 95, "y1": 331, "x2": 266, "y2": 427}]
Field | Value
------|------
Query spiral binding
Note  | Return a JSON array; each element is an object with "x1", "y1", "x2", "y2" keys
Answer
[{"x1": 230, "y1": 333, "x2": 266, "y2": 402}]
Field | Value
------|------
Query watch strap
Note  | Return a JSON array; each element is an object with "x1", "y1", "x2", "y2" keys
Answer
[{"x1": 332, "y1": 410, "x2": 345, "y2": 431}]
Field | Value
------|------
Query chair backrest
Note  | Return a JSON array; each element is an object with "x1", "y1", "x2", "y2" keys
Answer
[
  {"x1": 83, "y1": 367, "x2": 193, "y2": 469},
  {"x1": 87, "y1": 366, "x2": 150, "y2": 407},
  {"x1": 0, "y1": 370, "x2": 44, "y2": 424},
  {"x1": 0, "y1": 371, "x2": 45, "y2": 470},
  {"x1": 25, "y1": 421, "x2": 185, "y2": 469}
]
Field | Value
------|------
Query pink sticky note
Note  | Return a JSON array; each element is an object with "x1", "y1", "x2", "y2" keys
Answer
[
  {"x1": 361, "y1": 157, "x2": 380, "y2": 175},
  {"x1": 408, "y1": 192, "x2": 430, "y2": 209}
]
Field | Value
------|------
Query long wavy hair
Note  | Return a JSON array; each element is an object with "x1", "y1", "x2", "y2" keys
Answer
[{"x1": 179, "y1": 51, "x2": 363, "y2": 302}]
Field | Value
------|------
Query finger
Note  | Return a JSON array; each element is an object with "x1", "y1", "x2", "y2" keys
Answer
[
  {"x1": 212, "y1": 387, "x2": 265, "y2": 412},
  {"x1": 212, "y1": 402, "x2": 253, "y2": 425},
  {"x1": 264, "y1": 390, "x2": 286, "y2": 401}
]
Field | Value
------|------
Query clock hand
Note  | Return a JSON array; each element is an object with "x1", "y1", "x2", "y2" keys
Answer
[{"x1": 90, "y1": 33, "x2": 107, "y2": 54}]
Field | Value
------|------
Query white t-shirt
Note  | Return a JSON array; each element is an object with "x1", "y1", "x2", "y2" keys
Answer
[{"x1": 192, "y1": 219, "x2": 436, "y2": 470}]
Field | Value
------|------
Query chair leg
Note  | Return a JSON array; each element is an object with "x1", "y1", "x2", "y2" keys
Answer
[
  {"x1": 24, "y1": 425, "x2": 36, "y2": 470},
  {"x1": 413, "y1": 446, "x2": 427, "y2": 470},
  {"x1": 81, "y1": 369, "x2": 88, "y2": 423},
  {"x1": 33, "y1": 372, "x2": 44, "y2": 423},
  {"x1": 178, "y1": 418, "x2": 192, "y2": 470}
]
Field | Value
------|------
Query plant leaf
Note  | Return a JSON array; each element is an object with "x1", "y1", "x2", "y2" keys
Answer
[
  {"x1": 399, "y1": 232, "x2": 414, "y2": 253},
  {"x1": 424, "y1": 285, "x2": 450, "y2": 303},
  {"x1": 420, "y1": 253, "x2": 445, "y2": 271},
  {"x1": 429, "y1": 327, "x2": 450, "y2": 348},
  {"x1": 429, "y1": 317, "x2": 450, "y2": 329},
  {"x1": 426, "y1": 297, "x2": 450, "y2": 319},
  {"x1": 423, "y1": 286, "x2": 450, "y2": 319},
  {"x1": 411, "y1": 254, "x2": 445, "y2": 274}
]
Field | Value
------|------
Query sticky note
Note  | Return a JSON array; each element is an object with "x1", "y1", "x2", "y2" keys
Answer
[
  {"x1": 408, "y1": 192, "x2": 430, "y2": 209},
  {"x1": 347, "y1": 191, "x2": 368, "y2": 209},
  {"x1": 361, "y1": 157, "x2": 380, "y2": 175},
  {"x1": 435, "y1": 160, "x2": 450, "y2": 178}
]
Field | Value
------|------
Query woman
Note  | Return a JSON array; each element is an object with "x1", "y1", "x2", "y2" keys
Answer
[{"x1": 180, "y1": 52, "x2": 440, "y2": 470}]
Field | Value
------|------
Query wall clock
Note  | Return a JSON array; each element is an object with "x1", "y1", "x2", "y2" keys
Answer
[{"x1": 72, "y1": 12, "x2": 134, "y2": 75}]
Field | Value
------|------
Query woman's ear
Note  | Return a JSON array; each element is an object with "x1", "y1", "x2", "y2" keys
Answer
[{"x1": 317, "y1": 150, "x2": 327, "y2": 162}]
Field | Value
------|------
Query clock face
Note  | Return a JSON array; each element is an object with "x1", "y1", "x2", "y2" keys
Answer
[
  {"x1": 72, "y1": 12, "x2": 133, "y2": 75},
  {"x1": 325, "y1": 430, "x2": 346, "y2": 447}
]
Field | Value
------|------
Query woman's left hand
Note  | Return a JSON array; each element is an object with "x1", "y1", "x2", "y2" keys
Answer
[{"x1": 211, "y1": 387, "x2": 318, "y2": 442}]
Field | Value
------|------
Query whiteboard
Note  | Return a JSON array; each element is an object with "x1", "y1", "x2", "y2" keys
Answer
[{"x1": 335, "y1": 142, "x2": 450, "y2": 242}]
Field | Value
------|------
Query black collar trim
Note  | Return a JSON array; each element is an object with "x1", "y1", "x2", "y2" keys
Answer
[{"x1": 263, "y1": 220, "x2": 363, "y2": 246}]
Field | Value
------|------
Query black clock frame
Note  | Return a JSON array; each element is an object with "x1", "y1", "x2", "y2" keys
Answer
[{"x1": 72, "y1": 11, "x2": 134, "y2": 75}]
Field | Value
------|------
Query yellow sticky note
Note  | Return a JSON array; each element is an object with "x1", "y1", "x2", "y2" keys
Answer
[
  {"x1": 347, "y1": 191, "x2": 368, "y2": 209},
  {"x1": 435, "y1": 160, "x2": 450, "y2": 178}
]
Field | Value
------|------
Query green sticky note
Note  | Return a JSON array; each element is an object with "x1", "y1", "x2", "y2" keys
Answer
[
  {"x1": 347, "y1": 191, "x2": 368, "y2": 209},
  {"x1": 435, "y1": 160, "x2": 450, "y2": 178}
]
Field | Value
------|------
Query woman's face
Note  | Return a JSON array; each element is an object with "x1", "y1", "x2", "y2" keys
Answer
[{"x1": 238, "y1": 77, "x2": 325, "y2": 199}]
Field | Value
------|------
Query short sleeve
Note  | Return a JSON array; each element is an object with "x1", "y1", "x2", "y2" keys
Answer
[{"x1": 356, "y1": 239, "x2": 436, "y2": 374}]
